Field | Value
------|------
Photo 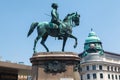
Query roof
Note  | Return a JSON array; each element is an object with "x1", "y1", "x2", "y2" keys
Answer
[
  {"x1": 104, "y1": 51, "x2": 120, "y2": 56},
  {"x1": 85, "y1": 30, "x2": 101, "y2": 44},
  {"x1": 78, "y1": 51, "x2": 120, "y2": 57},
  {"x1": 0, "y1": 61, "x2": 31, "y2": 75}
]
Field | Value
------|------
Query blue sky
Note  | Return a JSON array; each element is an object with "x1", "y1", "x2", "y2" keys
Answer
[{"x1": 0, "y1": 0, "x2": 120, "y2": 65}]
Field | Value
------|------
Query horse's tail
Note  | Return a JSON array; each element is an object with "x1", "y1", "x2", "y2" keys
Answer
[{"x1": 27, "y1": 22, "x2": 39, "y2": 37}]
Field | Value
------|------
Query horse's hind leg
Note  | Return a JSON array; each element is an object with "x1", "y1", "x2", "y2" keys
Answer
[
  {"x1": 40, "y1": 33, "x2": 49, "y2": 52},
  {"x1": 33, "y1": 35, "x2": 41, "y2": 53}
]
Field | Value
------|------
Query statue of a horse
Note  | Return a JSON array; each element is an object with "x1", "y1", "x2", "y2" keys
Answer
[{"x1": 27, "y1": 12, "x2": 80, "y2": 53}]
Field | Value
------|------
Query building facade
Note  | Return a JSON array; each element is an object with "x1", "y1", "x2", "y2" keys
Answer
[
  {"x1": 0, "y1": 61, "x2": 31, "y2": 80},
  {"x1": 79, "y1": 30, "x2": 120, "y2": 80}
]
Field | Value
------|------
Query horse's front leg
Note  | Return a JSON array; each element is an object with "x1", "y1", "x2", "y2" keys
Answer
[
  {"x1": 62, "y1": 37, "x2": 67, "y2": 52},
  {"x1": 69, "y1": 34, "x2": 78, "y2": 48}
]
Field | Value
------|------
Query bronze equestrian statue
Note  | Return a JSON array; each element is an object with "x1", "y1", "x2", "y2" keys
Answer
[{"x1": 27, "y1": 3, "x2": 80, "y2": 53}]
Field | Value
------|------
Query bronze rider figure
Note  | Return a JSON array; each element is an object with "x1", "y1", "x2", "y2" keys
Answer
[{"x1": 51, "y1": 3, "x2": 62, "y2": 39}]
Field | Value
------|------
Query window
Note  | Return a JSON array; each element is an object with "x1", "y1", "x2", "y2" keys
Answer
[
  {"x1": 118, "y1": 67, "x2": 120, "y2": 72},
  {"x1": 111, "y1": 66, "x2": 113, "y2": 71},
  {"x1": 115, "y1": 75, "x2": 117, "y2": 79},
  {"x1": 93, "y1": 73, "x2": 97, "y2": 79},
  {"x1": 100, "y1": 73, "x2": 103, "y2": 79},
  {"x1": 81, "y1": 75, "x2": 83, "y2": 80},
  {"x1": 86, "y1": 66, "x2": 89, "y2": 71},
  {"x1": 115, "y1": 67, "x2": 116, "y2": 71},
  {"x1": 99, "y1": 65, "x2": 102, "y2": 70},
  {"x1": 92, "y1": 65, "x2": 96, "y2": 70},
  {"x1": 27, "y1": 76, "x2": 32, "y2": 80},
  {"x1": 79, "y1": 67, "x2": 82, "y2": 71},
  {"x1": 108, "y1": 74, "x2": 110, "y2": 79},
  {"x1": 87, "y1": 74, "x2": 90, "y2": 79},
  {"x1": 112, "y1": 74, "x2": 114, "y2": 79},
  {"x1": 107, "y1": 66, "x2": 109, "y2": 71}
]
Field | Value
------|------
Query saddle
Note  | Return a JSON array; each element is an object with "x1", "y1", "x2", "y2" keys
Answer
[{"x1": 49, "y1": 22, "x2": 63, "y2": 40}]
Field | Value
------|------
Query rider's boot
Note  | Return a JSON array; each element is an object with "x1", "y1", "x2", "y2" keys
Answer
[
  {"x1": 58, "y1": 26, "x2": 63, "y2": 40},
  {"x1": 58, "y1": 33, "x2": 62, "y2": 40}
]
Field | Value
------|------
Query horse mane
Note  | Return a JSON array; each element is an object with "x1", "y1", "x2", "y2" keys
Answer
[{"x1": 63, "y1": 12, "x2": 75, "y2": 22}]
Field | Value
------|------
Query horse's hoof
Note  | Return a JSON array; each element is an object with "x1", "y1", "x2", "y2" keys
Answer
[
  {"x1": 62, "y1": 49, "x2": 64, "y2": 52},
  {"x1": 74, "y1": 45, "x2": 77, "y2": 48}
]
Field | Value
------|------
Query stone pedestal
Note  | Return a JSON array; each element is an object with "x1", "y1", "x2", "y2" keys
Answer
[{"x1": 30, "y1": 52, "x2": 80, "y2": 80}]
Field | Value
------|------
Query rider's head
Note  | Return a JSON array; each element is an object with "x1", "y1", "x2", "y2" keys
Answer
[{"x1": 51, "y1": 3, "x2": 58, "y2": 9}]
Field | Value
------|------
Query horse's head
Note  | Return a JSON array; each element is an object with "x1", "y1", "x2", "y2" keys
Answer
[
  {"x1": 72, "y1": 12, "x2": 80, "y2": 26},
  {"x1": 63, "y1": 12, "x2": 80, "y2": 26}
]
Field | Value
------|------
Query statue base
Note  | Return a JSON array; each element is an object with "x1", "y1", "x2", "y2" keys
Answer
[{"x1": 30, "y1": 52, "x2": 80, "y2": 80}]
